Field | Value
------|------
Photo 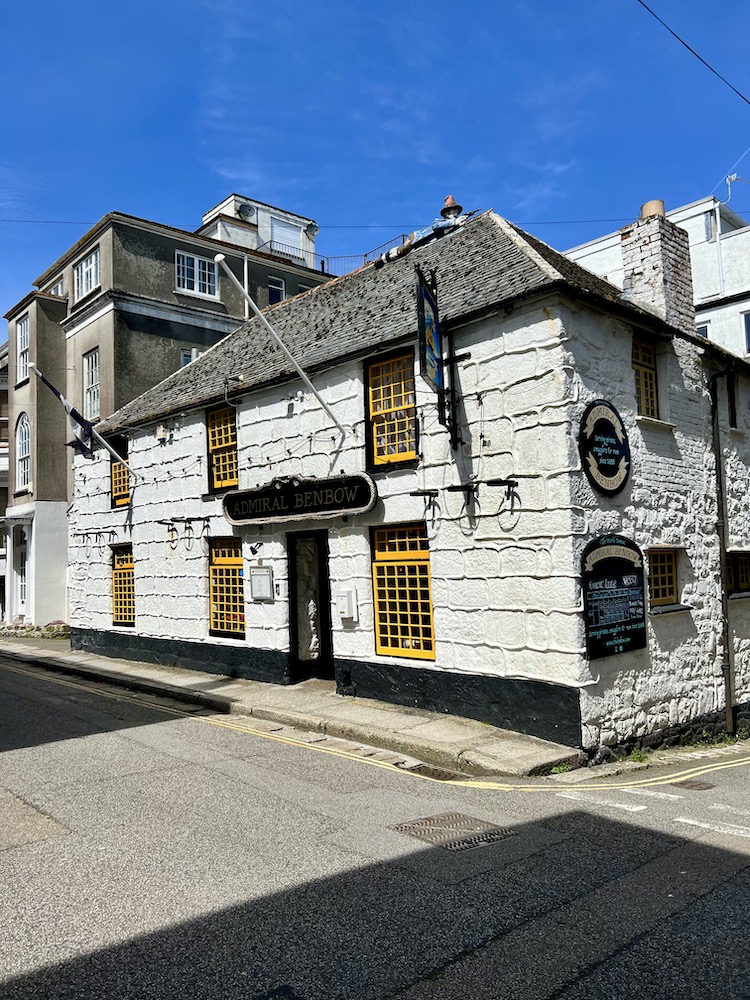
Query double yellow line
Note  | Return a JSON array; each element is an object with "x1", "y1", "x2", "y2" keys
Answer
[{"x1": 5, "y1": 659, "x2": 750, "y2": 793}]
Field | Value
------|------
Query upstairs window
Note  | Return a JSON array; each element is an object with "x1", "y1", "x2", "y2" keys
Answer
[
  {"x1": 50, "y1": 277, "x2": 65, "y2": 296},
  {"x1": 110, "y1": 436, "x2": 130, "y2": 508},
  {"x1": 268, "y1": 276, "x2": 285, "y2": 305},
  {"x1": 366, "y1": 352, "x2": 417, "y2": 467},
  {"x1": 648, "y1": 548, "x2": 678, "y2": 607},
  {"x1": 16, "y1": 315, "x2": 29, "y2": 383},
  {"x1": 16, "y1": 413, "x2": 30, "y2": 490},
  {"x1": 112, "y1": 545, "x2": 135, "y2": 626},
  {"x1": 372, "y1": 524, "x2": 434, "y2": 660},
  {"x1": 83, "y1": 348, "x2": 100, "y2": 421},
  {"x1": 695, "y1": 324, "x2": 709, "y2": 339},
  {"x1": 175, "y1": 251, "x2": 217, "y2": 297},
  {"x1": 207, "y1": 406, "x2": 238, "y2": 491},
  {"x1": 209, "y1": 538, "x2": 245, "y2": 637},
  {"x1": 74, "y1": 248, "x2": 100, "y2": 302},
  {"x1": 744, "y1": 314, "x2": 750, "y2": 354},
  {"x1": 632, "y1": 337, "x2": 659, "y2": 419}
]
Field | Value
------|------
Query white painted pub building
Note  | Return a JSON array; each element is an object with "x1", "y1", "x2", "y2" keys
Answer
[{"x1": 67, "y1": 204, "x2": 750, "y2": 754}]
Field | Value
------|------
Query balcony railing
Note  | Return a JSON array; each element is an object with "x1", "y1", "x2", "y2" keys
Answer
[{"x1": 259, "y1": 235, "x2": 410, "y2": 278}]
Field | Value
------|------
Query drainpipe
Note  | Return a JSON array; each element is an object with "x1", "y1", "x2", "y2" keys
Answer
[
  {"x1": 709, "y1": 369, "x2": 735, "y2": 734},
  {"x1": 243, "y1": 254, "x2": 249, "y2": 320}
]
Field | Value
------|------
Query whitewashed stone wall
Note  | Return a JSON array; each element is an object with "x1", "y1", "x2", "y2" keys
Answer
[{"x1": 68, "y1": 294, "x2": 750, "y2": 749}]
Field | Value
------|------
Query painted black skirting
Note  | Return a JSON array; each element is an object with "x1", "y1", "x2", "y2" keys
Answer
[
  {"x1": 70, "y1": 628, "x2": 582, "y2": 746},
  {"x1": 70, "y1": 628, "x2": 292, "y2": 684},
  {"x1": 334, "y1": 658, "x2": 582, "y2": 747}
]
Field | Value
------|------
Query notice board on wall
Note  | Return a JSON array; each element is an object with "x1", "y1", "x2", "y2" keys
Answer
[{"x1": 582, "y1": 535, "x2": 647, "y2": 659}]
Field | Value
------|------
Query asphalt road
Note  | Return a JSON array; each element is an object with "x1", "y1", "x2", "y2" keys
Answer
[{"x1": 2, "y1": 657, "x2": 750, "y2": 999}]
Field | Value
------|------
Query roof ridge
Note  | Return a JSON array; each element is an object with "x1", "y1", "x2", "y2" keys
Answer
[{"x1": 490, "y1": 213, "x2": 563, "y2": 283}]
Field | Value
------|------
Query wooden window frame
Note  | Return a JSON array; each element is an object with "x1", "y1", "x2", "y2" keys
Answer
[
  {"x1": 110, "y1": 436, "x2": 130, "y2": 508},
  {"x1": 632, "y1": 336, "x2": 659, "y2": 419},
  {"x1": 648, "y1": 548, "x2": 678, "y2": 607},
  {"x1": 371, "y1": 523, "x2": 435, "y2": 660},
  {"x1": 727, "y1": 552, "x2": 750, "y2": 595},
  {"x1": 365, "y1": 350, "x2": 418, "y2": 470},
  {"x1": 209, "y1": 538, "x2": 246, "y2": 638},
  {"x1": 16, "y1": 314, "x2": 29, "y2": 383},
  {"x1": 83, "y1": 347, "x2": 100, "y2": 421},
  {"x1": 207, "y1": 406, "x2": 238, "y2": 493},
  {"x1": 175, "y1": 251, "x2": 218, "y2": 298},
  {"x1": 112, "y1": 544, "x2": 135, "y2": 626},
  {"x1": 16, "y1": 413, "x2": 30, "y2": 490},
  {"x1": 74, "y1": 247, "x2": 101, "y2": 302}
]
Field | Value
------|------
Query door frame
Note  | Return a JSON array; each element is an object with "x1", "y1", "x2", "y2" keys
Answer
[{"x1": 287, "y1": 529, "x2": 334, "y2": 682}]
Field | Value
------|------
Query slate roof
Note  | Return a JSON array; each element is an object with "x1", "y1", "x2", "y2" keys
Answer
[{"x1": 97, "y1": 211, "x2": 674, "y2": 434}]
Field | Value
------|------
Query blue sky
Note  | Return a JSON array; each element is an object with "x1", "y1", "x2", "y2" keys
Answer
[{"x1": 2, "y1": 0, "x2": 749, "y2": 320}]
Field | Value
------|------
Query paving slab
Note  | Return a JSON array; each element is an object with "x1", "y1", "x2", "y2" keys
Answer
[{"x1": 0, "y1": 636, "x2": 579, "y2": 778}]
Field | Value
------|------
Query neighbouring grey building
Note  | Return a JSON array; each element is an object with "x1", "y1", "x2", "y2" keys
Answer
[{"x1": 2, "y1": 194, "x2": 331, "y2": 626}]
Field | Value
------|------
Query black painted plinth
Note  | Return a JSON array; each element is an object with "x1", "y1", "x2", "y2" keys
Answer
[
  {"x1": 334, "y1": 658, "x2": 583, "y2": 747},
  {"x1": 70, "y1": 628, "x2": 292, "y2": 684}
]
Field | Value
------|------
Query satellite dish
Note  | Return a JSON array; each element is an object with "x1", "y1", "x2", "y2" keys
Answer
[{"x1": 237, "y1": 204, "x2": 256, "y2": 219}]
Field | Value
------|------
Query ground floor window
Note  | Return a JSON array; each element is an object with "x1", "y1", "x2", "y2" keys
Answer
[
  {"x1": 209, "y1": 538, "x2": 245, "y2": 637},
  {"x1": 727, "y1": 552, "x2": 750, "y2": 595},
  {"x1": 372, "y1": 523, "x2": 434, "y2": 659},
  {"x1": 647, "y1": 548, "x2": 678, "y2": 607},
  {"x1": 112, "y1": 545, "x2": 135, "y2": 626}
]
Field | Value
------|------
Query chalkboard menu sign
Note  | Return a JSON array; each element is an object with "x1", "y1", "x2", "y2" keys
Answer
[
  {"x1": 582, "y1": 535, "x2": 647, "y2": 659},
  {"x1": 579, "y1": 399, "x2": 630, "y2": 497}
]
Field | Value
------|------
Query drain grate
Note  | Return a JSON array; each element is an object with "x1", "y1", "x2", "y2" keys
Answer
[
  {"x1": 389, "y1": 812, "x2": 516, "y2": 853},
  {"x1": 670, "y1": 779, "x2": 716, "y2": 791}
]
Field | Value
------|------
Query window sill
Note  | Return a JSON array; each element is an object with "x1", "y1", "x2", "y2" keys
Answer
[
  {"x1": 14, "y1": 377, "x2": 30, "y2": 390},
  {"x1": 13, "y1": 488, "x2": 31, "y2": 498},
  {"x1": 636, "y1": 416, "x2": 675, "y2": 432},
  {"x1": 174, "y1": 288, "x2": 220, "y2": 302},
  {"x1": 649, "y1": 603, "x2": 692, "y2": 616},
  {"x1": 366, "y1": 458, "x2": 420, "y2": 475},
  {"x1": 729, "y1": 592, "x2": 750, "y2": 601},
  {"x1": 71, "y1": 285, "x2": 102, "y2": 309},
  {"x1": 201, "y1": 488, "x2": 236, "y2": 501}
]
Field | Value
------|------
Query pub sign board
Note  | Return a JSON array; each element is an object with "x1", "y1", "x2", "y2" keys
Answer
[
  {"x1": 582, "y1": 535, "x2": 647, "y2": 659},
  {"x1": 417, "y1": 274, "x2": 444, "y2": 396},
  {"x1": 579, "y1": 399, "x2": 630, "y2": 497},
  {"x1": 223, "y1": 474, "x2": 377, "y2": 525}
]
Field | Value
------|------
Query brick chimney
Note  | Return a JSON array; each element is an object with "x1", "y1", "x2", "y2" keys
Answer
[{"x1": 620, "y1": 200, "x2": 695, "y2": 335}]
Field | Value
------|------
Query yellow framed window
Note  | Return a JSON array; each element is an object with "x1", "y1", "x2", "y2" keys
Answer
[
  {"x1": 112, "y1": 545, "x2": 135, "y2": 626},
  {"x1": 209, "y1": 538, "x2": 245, "y2": 637},
  {"x1": 648, "y1": 549, "x2": 678, "y2": 607},
  {"x1": 207, "y1": 406, "x2": 238, "y2": 491},
  {"x1": 632, "y1": 337, "x2": 659, "y2": 418},
  {"x1": 367, "y1": 353, "x2": 417, "y2": 466},
  {"x1": 109, "y1": 437, "x2": 130, "y2": 507},
  {"x1": 372, "y1": 524, "x2": 434, "y2": 659}
]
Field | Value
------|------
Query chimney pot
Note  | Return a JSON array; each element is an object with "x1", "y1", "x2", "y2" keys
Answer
[{"x1": 640, "y1": 199, "x2": 666, "y2": 219}]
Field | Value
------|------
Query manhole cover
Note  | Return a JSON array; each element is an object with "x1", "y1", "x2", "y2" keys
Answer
[
  {"x1": 671, "y1": 779, "x2": 716, "y2": 790},
  {"x1": 390, "y1": 812, "x2": 516, "y2": 853}
]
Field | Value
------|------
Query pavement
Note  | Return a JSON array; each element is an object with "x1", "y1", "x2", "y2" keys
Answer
[{"x1": 0, "y1": 635, "x2": 581, "y2": 778}]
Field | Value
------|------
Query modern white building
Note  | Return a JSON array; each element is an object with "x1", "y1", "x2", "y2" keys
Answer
[
  {"x1": 67, "y1": 204, "x2": 750, "y2": 755},
  {"x1": 566, "y1": 196, "x2": 750, "y2": 357}
]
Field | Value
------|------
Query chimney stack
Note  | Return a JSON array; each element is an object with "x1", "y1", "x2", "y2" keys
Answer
[{"x1": 620, "y1": 200, "x2": 695, "y2": 335}]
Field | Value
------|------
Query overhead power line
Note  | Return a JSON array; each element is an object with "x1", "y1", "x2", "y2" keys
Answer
[{"x1": 635, "y1": 0, "x2": 750, "y2": 108}]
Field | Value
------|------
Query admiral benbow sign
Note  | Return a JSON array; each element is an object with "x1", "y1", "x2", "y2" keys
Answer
[
  {"x1": 579, "y1": 399, "x2": 630, "y2": 497},
  {"x1": 223, "y1": 474, "x2": 377, "y2": 525}
]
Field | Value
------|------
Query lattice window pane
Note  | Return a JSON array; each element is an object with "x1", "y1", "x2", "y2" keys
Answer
[
  {"x1": 111, "y1": 460, "x2": 130, "y2": 507},
  {"x1": 207, "y1": 407, "x2": 238, "y2": 490},
  {"x1": 648, "y1": 549, "x2": 677, "y2": 606},
  {"x1": 112, "y1": 545, "x2": 135, "y2": 626},
  {"x1": 210, "y1": 539, "x2": 245, "y2": 637},
  {"x1": 372, "y1": 524, "x2": 434, "y2": 660},
  {"x1": 632, "y1": 337, "x2": 659, "y2": 419},
  {"x1": 368, "y1": 355, "x2": 417, "y2": 464}
]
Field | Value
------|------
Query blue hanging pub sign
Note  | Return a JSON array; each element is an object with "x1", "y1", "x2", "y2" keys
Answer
[{"x1": 416, "y1": 266, "x2": 447, "y2": 427}]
